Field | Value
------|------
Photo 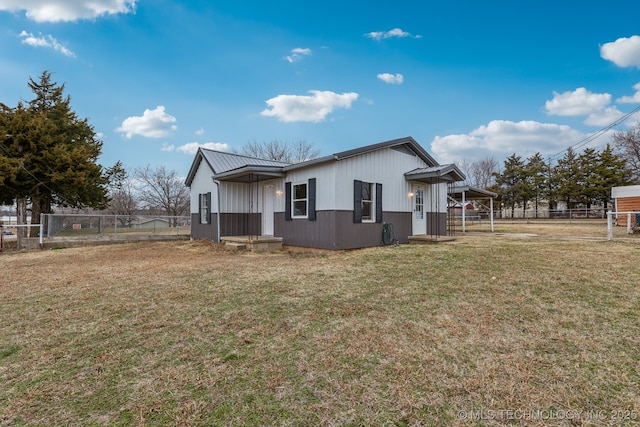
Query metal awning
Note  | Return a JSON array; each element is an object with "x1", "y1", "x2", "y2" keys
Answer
[
  {"x1": 213, "y1": 166, "x2": 286, "y2": 183},
  {"x1": 448, "y1": 185, "x2": 497, "y2": 199},
  {"x1": 448, "y1": 185, "x2": 497, "y2": 233},
  {"x1": 404, "y1": 164, "x2": 465, "y2": 183}
]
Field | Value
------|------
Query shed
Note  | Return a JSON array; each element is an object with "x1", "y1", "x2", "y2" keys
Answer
[
  {"x1": 139, "y1": 218, "x2": 171, "y2": 229},
  {"x1": 612, "y1": 185, "x2": 640, "y2": 225}
]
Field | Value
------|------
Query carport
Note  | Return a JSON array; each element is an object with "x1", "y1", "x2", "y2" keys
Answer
[{"x1": 448, "y1": 185, "x2": 498, "y2": 233}]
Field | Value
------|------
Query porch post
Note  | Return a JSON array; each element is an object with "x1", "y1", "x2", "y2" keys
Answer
[
  {"x1": 462, "y1": 190, "x2": 466, "y2": 234},
  {"x1": 490, "y1": 197, "x2": 494, "y2": 232}
]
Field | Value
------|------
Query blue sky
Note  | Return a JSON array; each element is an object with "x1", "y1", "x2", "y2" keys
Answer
[{"x1": 2, "y1": 1, "x2": 640, "y2": 177}]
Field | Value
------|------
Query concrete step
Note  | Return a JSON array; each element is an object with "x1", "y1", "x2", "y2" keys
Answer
[{"x1": 224, "y1": 242, "x2": 247, "y2": 251}]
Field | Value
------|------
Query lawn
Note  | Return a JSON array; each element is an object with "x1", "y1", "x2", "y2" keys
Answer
[{"x1": 1, "y1": 226, "x2": 639, "y2": 426}]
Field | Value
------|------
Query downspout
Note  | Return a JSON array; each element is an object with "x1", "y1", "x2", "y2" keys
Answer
[{"x1": 214, "y1": 179, "x2": 221, "y2": 243}]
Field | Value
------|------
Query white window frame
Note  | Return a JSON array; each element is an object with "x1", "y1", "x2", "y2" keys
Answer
[
  {"x1": 200, "y1": 193, "x2": 209, "y2": 224},
  {"x1": 414, "y1": 189, "x2": 424, "y2": 220},
  {"x1": 292, "y1": 182, "x2": 308, "y2": 218},
  {"x1": 361, "y1": 181, "x2": 375, "y2": 223}
]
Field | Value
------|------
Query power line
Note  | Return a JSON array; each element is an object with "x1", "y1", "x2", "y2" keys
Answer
[{"x1": 549, "y1": 105, "x2": 640, "y2": 161}]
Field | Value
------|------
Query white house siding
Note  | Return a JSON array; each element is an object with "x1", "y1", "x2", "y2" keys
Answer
[
  {"x1": 332, "y1": 147, "x2": 427, "y2": 212},
  {"x1": 612, "y1": 185, "x2": 640, "y2": 199},
  {"x1": 283, "y1": 162, "x2": 336, "y2": 211},
  {"x1": 424, "y1": 183, "x2": 448, "y2": 214},
  {"x1": 188, "y1": 160, "x2": 214, "y2": 215}
]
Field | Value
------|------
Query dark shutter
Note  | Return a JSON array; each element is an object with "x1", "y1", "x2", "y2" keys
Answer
[
  {"x1": 308, "y1": 178, "x2": 316, "y2": 221},
  {"x1": 375, "y1": 183, "x2": 382, "y2": 223},
  {"x1": 198, "y1": 194, "x2": 203, "y2": 224},
  {"x1": 353, "y1": 180, "x2": 362, "y2": 223},
  {"x1": 285, "y1": 182, "x2": 292, "y2": 221},
  {"x1": 207, "y1": 192, "x2": 212, "y2": 224}
]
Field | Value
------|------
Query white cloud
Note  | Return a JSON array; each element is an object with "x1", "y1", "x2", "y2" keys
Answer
[
  {"x1": 116, "y1": 106, "x2": 177, "y2": 139},
  {"x1": 176, "y1": 142, "x2": 230, "y2": 155},
  {"x1": 260, "y1": 90, "x2": 359, "y2": 123},
  {"x1": 584, "y1": 106, "x2": 626, "y2": 127},
  {"x1": 600, "y1": 35, "x2": 640, "y2": 68},
  {"x1": 161, "y1": 143, "x2": 175, "y2": 152},
  {"x1": 430, "y1": 120, "x2": 586, "y2": 164},
  {"x1": 286, "y1": 47, "x2": 311, "y2": 63},
  {"x1": 1, "y1": 0, "x2": 136, "y2": 22},
  {"x1": 545, "y1": 88, "x2": 611, "y2": 117},
  {"x1": 617, "y1": 82, "x2": 640, "y2": 104},
  {"x1": 19, "y1": 30, "x2": 75, "y2": 57},
  {"x1": 377, "y1": 73, "x2": 404, "y2": 84},
  {"x1": 195, "y1": 128, "x2": 205, "y2": 136},
  {"x1": 365, "y1": 28, "x2": 421, "y2": 41}
]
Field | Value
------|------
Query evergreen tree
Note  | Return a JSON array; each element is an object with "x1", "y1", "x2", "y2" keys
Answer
[
  {"x1": 553, "y1": 147, "x2": 582, "y2": 210},
  {"x1": 524, "y1": 153, "x2": 548, "y2": 218},
  {"x1": 593, "y1": 144, "x2": 633, "y2": 209},
  {"x1": 578, "y1": 147, "x2": 599, "y2": 214},
  {"x1": 494, "y1": 154, "x2": 525, "y2": 217},
  {"x1": 0, "y1": 71, "x2": 111, "y2": 228}
]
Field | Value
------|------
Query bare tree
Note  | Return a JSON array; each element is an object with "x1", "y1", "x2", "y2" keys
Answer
[
  {"x1": 612, "y1": 122, "x2": 640, "y2": 183},
  {"x1": 105, "y1": 161, "x2": 139, "y2": 224},
  {"x1": 234, "y1": 138, "x2": 320, "y2": 163},
  {"x1": 456, "y1": 157, "x2": 498, "y2": 188},
  {"x1": 470, "y1": 157, "x2": 498, "y2": 189},
  {"x1": 134, "y1": 165, "x2": 189, "y2": 224}
]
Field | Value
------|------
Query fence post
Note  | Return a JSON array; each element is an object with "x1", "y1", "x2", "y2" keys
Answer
[
  {"x1": 39, "y1": 213, "x2": 44, "y2": 249},
  {"x1": 627, "y1": 213, "x2": 632, "y2": 234},
  {"x1": 607, "y1": 211, "x2": 613, "y2": 241}
]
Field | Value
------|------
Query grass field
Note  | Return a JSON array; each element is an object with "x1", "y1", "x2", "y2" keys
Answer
[{"x1": 1, "y1": 222, "x2": 639, "y2": 426}]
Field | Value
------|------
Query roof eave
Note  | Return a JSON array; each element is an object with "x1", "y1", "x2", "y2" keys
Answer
[{"x1": 213, "y1": 165, "x2": 286, "y2": 182}]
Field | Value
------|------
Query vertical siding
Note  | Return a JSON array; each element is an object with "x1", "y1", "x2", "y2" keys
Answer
[
  {"x1": 188, "y1": 160, "x2": 214, "y2": 214},
  {"x1": 615, "y1": 197, "x2": 640, "y2": 225},
  {"x1": 285, "y1": 163, "x2": 336, "y2": 211},
  {"x1": 332, "y1": 148, "x2": 427, "y2": 212},
  {"x1": 424, "y1": 182, "x2": 449, "y2": 214}
]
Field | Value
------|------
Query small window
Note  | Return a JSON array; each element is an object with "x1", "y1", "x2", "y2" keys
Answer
[
  {"x1": 415, "y1": 189, "x2": 424, "y2": 219},
  {"x1": 361, "y1": 182, "x2": 374, "y2": 222},
  {"x1": 200, "y1": 193, "x2": 209, "y2": 224},
  {"x1": 292, "y1": 183, "x2": 307, "y2": 217}
]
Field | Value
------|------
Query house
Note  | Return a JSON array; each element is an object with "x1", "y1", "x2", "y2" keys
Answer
[
  {"x1": 612, "y1": 184, "x2": 640, "y2": 225},
  {"x1": 185, "y1": 136, "x2": 465, "y2": 250}
]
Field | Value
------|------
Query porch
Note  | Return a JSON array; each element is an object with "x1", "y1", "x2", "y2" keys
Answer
[
  {"x1": 408, "y1": 235, "x2": 457, "y2": 244},
  {"x1": 221, "y1": 235, "x2": 283, "y2": 252}
]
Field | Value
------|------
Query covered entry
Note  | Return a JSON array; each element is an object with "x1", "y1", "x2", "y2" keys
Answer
[{"x1": 405, "y1": 164, "x2": 465, "y2": 238}]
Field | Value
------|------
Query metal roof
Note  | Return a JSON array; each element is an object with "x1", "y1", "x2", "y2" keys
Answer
[
  {"x1": 448, "y1": 185, "x2": 498, "y2": 199},
  {"x1": 185, "y1": 137, "x2": 458, "y2": 185},
  {"x1": 185, "y1": 149, "x2": 290, "y2": 185},
  {"x1": 283, "y1": 136, "x2": 440, "y2": 172},
  {"x1": 404, "y1": 164, "x2": 466, "y2": 183}
]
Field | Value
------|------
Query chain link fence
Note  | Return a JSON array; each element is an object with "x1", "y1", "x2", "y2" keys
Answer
[{"x1": 43, "y1": 214, "x2": 191, "y2": 239}]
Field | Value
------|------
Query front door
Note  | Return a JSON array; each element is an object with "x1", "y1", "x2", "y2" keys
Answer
[
  {"x1": 262, "y1": 184, "x2": 275, "y2": 236},
  {"x1": 412, "y1": 184, "x2": 426, "y2": 235}
]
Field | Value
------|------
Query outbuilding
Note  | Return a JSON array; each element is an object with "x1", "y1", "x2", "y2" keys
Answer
[{"x1": 611, "y1": 184, "x2": 640, "y2": 225}]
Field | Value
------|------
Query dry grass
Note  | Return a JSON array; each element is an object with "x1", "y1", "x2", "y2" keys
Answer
[{"x1": 1, "y1": 224, "x2": 639, "y2": 426}]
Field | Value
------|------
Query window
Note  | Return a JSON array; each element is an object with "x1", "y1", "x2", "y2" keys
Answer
[
  {"x1": 285, "y1": 179, "x2": 315, "y2": 221},
  {"x1": 354, "y1": 180, "x2": 382, "y2": 224},
  {"x1": 292, "y1": 183, "x2": 307, "y2": 217},
  {"x1": 361, "y1": 182, "x2": 374, "y2": 221},
  {"x1": 414, "y1": 189, "x2": 424, "y2": 219},
  {"x1": 199, "y1": 193, "x2": 210, "y2": 224}
]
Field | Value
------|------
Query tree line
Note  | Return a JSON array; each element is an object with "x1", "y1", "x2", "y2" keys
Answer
[{"x1": 462, "y1": 141, "x2": 636, "y2": 217}]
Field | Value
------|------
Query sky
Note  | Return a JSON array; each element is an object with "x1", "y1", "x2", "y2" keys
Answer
[{"x1": 2, "y1": 0, "x2": 640, "y2": 177}]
